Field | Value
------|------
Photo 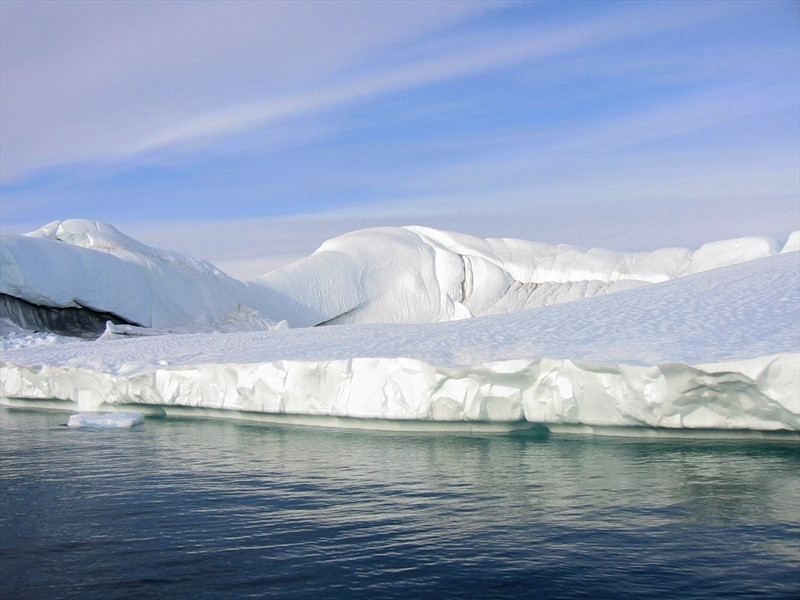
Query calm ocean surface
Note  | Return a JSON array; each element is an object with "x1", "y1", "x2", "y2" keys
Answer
[{"x1": 1, "y1": 407, "x2": 798, "y2": 599}]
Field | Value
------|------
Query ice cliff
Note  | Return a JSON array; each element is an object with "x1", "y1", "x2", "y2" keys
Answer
[{"x1": 0, "y1": 220, "x2": 282, "y2": 333}]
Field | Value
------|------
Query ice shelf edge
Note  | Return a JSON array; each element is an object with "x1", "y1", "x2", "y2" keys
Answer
[{"x1": 2, "y1": 353, "x2": 797, "y2": 432}]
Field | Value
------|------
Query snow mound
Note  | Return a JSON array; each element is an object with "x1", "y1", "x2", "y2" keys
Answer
[
  {"x1": 254, "y1": 226, "x2": 785, "y2": 326},
  {"x1": 3, "y1": 251, "x2": 798, "y2": 433},
  {"x1": 67, "y1": 411, "x2": 145, "y2": 428},
  {"x1": 1, "y1": 219, "x2": 283, "y2": 332}
]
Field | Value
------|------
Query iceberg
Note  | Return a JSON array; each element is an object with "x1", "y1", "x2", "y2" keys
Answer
[
  {"x1": 1, "y1": 219, "x2": 798, "y2": 436},
  {"x1": 2, "y1": 219, "x2": 795, "y2": 335},
  {"x1": 66, "y1": 411, "x2": 145, "y2": 428},
  {"x1": 0, "y1": 220, "x2": 282, "y2": 333}
]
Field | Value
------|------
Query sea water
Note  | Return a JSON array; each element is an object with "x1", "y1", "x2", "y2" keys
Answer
[{"x1": 1, "y1": 407, "x2": 798, "y2": 599}]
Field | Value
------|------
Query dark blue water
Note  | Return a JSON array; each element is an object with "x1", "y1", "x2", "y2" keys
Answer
[{"x1": 1, "y1": 408, "x2": 798, "y2": 599}]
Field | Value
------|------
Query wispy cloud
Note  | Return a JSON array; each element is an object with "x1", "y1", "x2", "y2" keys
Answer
[
  {"x1": 0, "y1": 0, "x2": 495, "y2": 182},
  {"x1": 2, "y1": 0, "x2": 748, "y2": 179},
  {"x1": 1, "y1": 0, "x2": 797, "y2": 242},
  {"x1": 128, "y1": 2, "x2": 739, "y2": 157}
]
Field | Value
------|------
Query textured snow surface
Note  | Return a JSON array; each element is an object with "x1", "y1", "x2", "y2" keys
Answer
[
  {"x1": 1, "y1": 220, "x2": 281, "y2": 331},
  {"x1": 3, "y1": 219, "x2": 797, "y2": 332},
  {"x1": 67, "y1": 411, "x2": 145, "y2": 428},
  {"x1": 2, "y1": 249, "x2": 798, "y2": 433},
  {"x1": 0, "y1": 317, "x2": 77, "y2": 350}
]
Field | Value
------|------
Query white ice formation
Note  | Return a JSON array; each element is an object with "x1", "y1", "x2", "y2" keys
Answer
[
  {"x1": 1, "y1": 220, "x2": 280, "y2": 332},
  {"x1": 67, "y1": 411, "x2": 145, "y2": 428},
  {"x1": 2, "y1": 219, "x2": 796, "y2": 333},
  {"x1": 2, "y1": 219, "x2": 798, "y2": 435},
  {"x1": 253, "y1": 225, "x2": 788, "y2": 327}
]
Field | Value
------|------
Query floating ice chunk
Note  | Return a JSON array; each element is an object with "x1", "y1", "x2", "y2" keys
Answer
[{"x1": 67, "y1": 411, "x2": 145, "y2": 428}]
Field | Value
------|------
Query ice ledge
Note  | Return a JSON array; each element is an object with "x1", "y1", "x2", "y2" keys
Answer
[{"x1": 2, "y1": 353, "x2": 797, "y2": 433}]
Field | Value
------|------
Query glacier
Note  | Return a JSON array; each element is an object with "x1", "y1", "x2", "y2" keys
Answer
[
  {"x1": 1, "y1": 219, "x2": 798, "y2": 436},
  {"x1": 2, "y1": 219, "x2": 795, "y2": 333}
]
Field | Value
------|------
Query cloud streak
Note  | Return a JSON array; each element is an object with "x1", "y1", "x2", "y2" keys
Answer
[
  {"x1": 0, "y1": 0, "x2": 494, "y2": 181},
  {"x1": 0, "y1": 0, "x2": 797, "y2": 242},
  {"x1": 129, "y1": 2, "x2": 739, "y2": 157},
  {"x1": 2, "y1": 0, "x2": 747, "y2": 178}
]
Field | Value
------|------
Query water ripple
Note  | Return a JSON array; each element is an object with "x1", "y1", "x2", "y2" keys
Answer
[{"x1": 1, "y1": 409, "x2": 798, "y2": 599}]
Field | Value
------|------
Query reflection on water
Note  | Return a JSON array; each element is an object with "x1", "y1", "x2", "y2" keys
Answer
[{"x1": 1, "y1": 408, "x2": 798, "y2": 599}]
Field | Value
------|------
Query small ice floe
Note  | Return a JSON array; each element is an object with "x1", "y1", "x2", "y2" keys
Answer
[{"x1": 67, "y1": 411, "x2": 145, "y2": 428}]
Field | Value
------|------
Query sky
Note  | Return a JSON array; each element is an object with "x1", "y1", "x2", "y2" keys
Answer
[{"x1": 1, "y1": 0, "x2": 798, "y2": 276}]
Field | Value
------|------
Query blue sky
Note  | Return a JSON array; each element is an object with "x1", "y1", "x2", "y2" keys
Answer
[{"x1": 1, "y1": 0, "x2": 798, "y2": 245}]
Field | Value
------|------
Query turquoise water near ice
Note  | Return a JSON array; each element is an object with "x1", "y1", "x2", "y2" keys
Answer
[{"x1": 1, "y1": 408, "x2": 798, "y2": 599}]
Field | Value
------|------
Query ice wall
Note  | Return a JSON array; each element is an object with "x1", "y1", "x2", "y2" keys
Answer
[
  {"x1": 0, "y1": 293, "x2": 134, "y2": 338},
  {"x1": 2, "y1": 353, "x2": 797, "y2": 432}
]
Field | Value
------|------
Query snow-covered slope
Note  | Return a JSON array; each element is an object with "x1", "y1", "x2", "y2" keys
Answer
[
  {"x1": 1, "y1": 220, "x2": 282, "y2": 332},
  {"x1": 1, "y1": 219, "x2": 796, "y2": 334},
  {"x1": 2, "y1": 251, "x2": 798, "y2": 434},
  {"x1": 254, "y1": 225, "x2": 787, "y2": 326}
]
